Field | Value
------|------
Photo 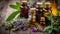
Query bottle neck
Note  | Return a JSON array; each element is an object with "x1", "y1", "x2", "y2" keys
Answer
[{"x1": 22, "y1": 3, "x2": 27, "y2": 6}]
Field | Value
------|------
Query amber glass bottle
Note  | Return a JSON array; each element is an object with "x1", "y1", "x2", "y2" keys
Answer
[
  {"x1": 20, "y1": 0, "x2": 29, "y2": 18},
  {"x1": 29, "y1": 8, "x2": 37, "y2": 28},
  {"x1": 44, "y1": 2, "x2": 51, "y2": 15},
  {"x1": 40, "y1": 17, "x2": 46, "y2": 29},
  {"x1": 30, "y1": 8, "x2": 36, "y2": 22},
  {"x1": 36, "y1": 2, "x2": 44, "y2": 23}
]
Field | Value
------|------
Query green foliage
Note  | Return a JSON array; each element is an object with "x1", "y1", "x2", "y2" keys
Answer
[
  {"x1": 43, "y1": 26, "x2": 53, "y2": 34},
  {"x1": 16, "y1": 2, "x2": 21, "y2": 6},
  {"x1": 3, "y1": 2, "x2": 21, "y2": 30},
  {"x1": 44, "y1": 13, "x2": 60, "y2": 34},
  {"x1": 45, "y1": 13, "x2": 53, "y2": 20},
  {"x1": 6, "y1": 2, "x2": 21, "y2": 21},
  {"x1": 6, "y1": 11, "x2": 20, "y2": 21},
  {"x1": 3, "y1": 21, "x2": 14, "y2": 30},
  {"x1": 10, "y1": 5, "x2": 18, "y2": 10},
  {"x1": 10, "y1": 2, "x2": 21, "y2": 11},
  {"x1": 9, "y1": 2, "x2": 21, "y2": 21}
]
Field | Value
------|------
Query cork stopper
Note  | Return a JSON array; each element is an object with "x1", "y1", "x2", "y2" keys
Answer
[
  {"x1": 45, "y1": 2, "x2": 51, "y2": 8},
  {"x1": 30, "y1": 8, "x2": 36, "y2": 11},
  {"x1": 30, "y1": 8, "x2": 36, "y2": 13},
  {"x1": 36, "y1": 2, "x2": 42, "y2": 5},
  {"x1": 45, "y1": 2, "x2": 51, "y2": 4},
  {"x1": 36, "y1": 2, "x2": 42, "y2": 7},
  {"x1": 21, "y1": 0, "x2": 27, "y2": 3}
]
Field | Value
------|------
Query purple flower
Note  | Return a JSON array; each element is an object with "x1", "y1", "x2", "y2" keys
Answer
[{"x1": 31, "y1": 27, "x2": 37, "y2": 32}]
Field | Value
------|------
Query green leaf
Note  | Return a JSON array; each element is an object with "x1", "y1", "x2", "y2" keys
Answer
[
  {"x1": 10, "y1": 5, "x2": 19, "y2": 10},
  {"x1": 54, "y1": 27, "x2": 59, "y2": 31},
  {"x1": 13, "y1": 13, "x2": 20, "y2": 20},
  {"x1": 16, "y1": 2, "x2": 21, "y2": 7},
  {"x1": 43, "y1": 26, "x2": 53, "y2": 34},
  {"x1": 6, "y1": 11, "x2": 20, "y2": 21},
  {"x1": 10, "y1": 2, "x2": 21, "y2": 11}
]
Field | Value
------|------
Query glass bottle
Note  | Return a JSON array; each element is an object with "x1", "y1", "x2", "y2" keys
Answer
[
  {"x1": 40, "y1": 17, "x2": 46, "y2": 29},
  {"x1": 30, "y1": 8, "x2": 36, "y2": 23},
  {"x1": 44, "y1": 2, "x2": 51, "y2": 14},
  {"x1": 29, "y1": 8, "x2": 36, "y2": 28},
  {"x1": 36, "y1": 2, "x2": 44, "y2": 23},
  {"x1": 20, "y1": 0, "x2": 29, "y2": 18}
]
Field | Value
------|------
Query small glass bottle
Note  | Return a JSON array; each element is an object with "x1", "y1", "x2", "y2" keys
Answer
[
  {"x1": 29, "y1": 8, "x2": 36, "y2": 28},
  {"x1": 20, "y1": 0, "x2": 29, "y2": 18},
  {"x1": 44, "y1": 2, "x2": 51, "y2": 14},
  {"x1": 40, "y1": 17, "x2": 46, "y2": 29},
  {"x1": 36, "y1": 2, "x2": 44, "y2": 23},
  {"x1": 30, "y1": 8, "x2": 36, "y2": 22}
]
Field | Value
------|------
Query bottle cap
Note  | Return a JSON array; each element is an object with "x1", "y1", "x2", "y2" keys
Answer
[
  {"x1": 30, "y1": 8, "x2": 36, "y2": 11},
  {"x1": 30, "y1": 8, "x2": 36, "y2": 13},
  {"x1": 36, "y1": 2, "x2": 43, "y2": 7},
  {"x1": 45, "y1": 2, "x2": 51, "y2": 4},
  {"x1": 21, "y1": 0, "x2": 27, "y2": 3},
  {"x1": 36, "y1": 2, "x2": 42, "y2": 5},
  {"x1": 45, "y1": 2, "x2": 51, "y2": 8}
]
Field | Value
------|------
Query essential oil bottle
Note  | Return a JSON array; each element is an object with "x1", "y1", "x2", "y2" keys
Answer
[
  {"x1": 30, "y1": 8, "x2": 36, "y2": 22},
  {"x1": 36, "y1": 2, "x2": 44, "y2": 23},
  {"x1": 44, "y1": 2, "x2": 51, "y2": 13},
  {"x1": 40, "y1": 17, "x2": 46, "y2": 29},
  {"x1": 20, "y1": 0, "x2": 29, "y2": 18},
  {"x1": 29, "y1": 8, "x2": 36, "y2": 28}
]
